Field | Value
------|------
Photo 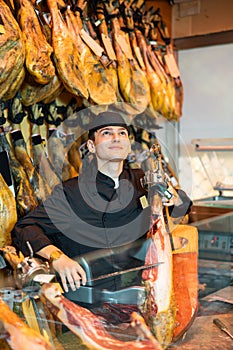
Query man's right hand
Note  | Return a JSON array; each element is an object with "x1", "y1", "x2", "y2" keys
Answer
[
  {"x1": 36, "y1": 245, "x2": 87, "y2": 292},
  {"x1": 52, "y1": 254, "x2": 87, "y2": 292}
]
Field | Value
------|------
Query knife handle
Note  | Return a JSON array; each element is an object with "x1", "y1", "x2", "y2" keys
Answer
[{"x1": 213, "y1": 318, "x2": 227, "y2": 331}]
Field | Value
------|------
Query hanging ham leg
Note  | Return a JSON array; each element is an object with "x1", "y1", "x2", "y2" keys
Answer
[
  {"x1": 0, "y1": 0, "x2": 25, "y2": 99},
  {"x1": 0, "y1": 173, "x2": 17, "y2": 247},
  {"x1": 122, "y1": 2, "x2": 145, "y2": 71},
  {"x1": 105, "y1": 0, "x2": 150, "y2": 113},
  {"x1": 63, "y1": 1, "x2": 117, "y2": 105},
  {"x1": 9, "y1": 98, "x2": 51, "y2": 204},
  {"x1": 95, "y1": 2, "x2": 123, "y2": 101},
  {"x1": 46, "y1": 103, "x2": 78, "y2": 181},
  {"x1": 29, "y1": 104, "x2": 60, "y2": 191},
  {"x1": 134, "y1": 29, "x2": 164, "y2": 115},
  {"x1": 20, "y1": 74, "x2": 63, "y2": 107},
  {"x1": 46, "y1": 0, "x2": 88, "y2": 99},
  {"x1": 2, "y1": 66, "x2": 25, "y2": 102},
  {"x1": 156, "y1": 16, "x2": 184, "y2": 118},
  {"x1": 63, "y1": 100, "x2": 83, "y2": 174},
  {"x1": 0, "y1": 126, "x2": 38, "y2": 218},
  {"x1": 40, "y1": 283, "x2": 163, "y2": 350},
  {"x1": 17, "y1": 0, "x2": 56, "y2": 84}
]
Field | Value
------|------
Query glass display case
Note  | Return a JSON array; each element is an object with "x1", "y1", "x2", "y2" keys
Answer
[
  {"x1": 190, "y1": 212, "x2": 233, "y2": 297},
  {"x1": 178, "y1": 212, "x2": 233, "y2": 350},
  {"x1": 190, "y1": 138, "x2": 233, "y2": 222}
]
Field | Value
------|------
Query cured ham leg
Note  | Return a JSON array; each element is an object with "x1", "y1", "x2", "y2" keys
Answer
[
  {"x1": 95, "y1": 2, "x2": 120, "y2": 91},
  {"x1": 64, "y1": 1, "x2": 117, "y2": 105},
  {"x1": 0, "y1": 299, "x2": 53, "y2": 350},
  {"x1": 142, "y1": 19, "x2": 177, "y2": 119},
  {"x1": 29, "y1": 104, "x2": 60, "y2": 191},
  {"x1": 105, "y1": 0, "x2": 150, "y2": 113},
  {"x1": 46, "y1": 0, "x2": 88, "y2": 99},
  {"x1": 0, "y1": 174, "x2": 17, "y2": 247},
  {"x1": 40, "y1": 283, "x2": 162, "y2": 350},
  {"x1": 0, "y1": 0, "x2": 25, "y2": 99},
  {"x1": 122, "y1": 2, "x2": 145, "y2": 71},
  {"x1": 46, "y1": 103, "x2": 78, "y2": 181},
  {"x1": 0, "y1": 126, "x2": 38, "y2": 218},
  {"x1": 136, "y1": 26, "x2": 176, "y2": 120},
  {"x1": 63, "y1": 101, "x2": 83, "y2": 174},
  {"x1": 9, "y1": 98, "x2": 50, "y2": 204},
  {"x1": 2, "y1": 66, "x2": 25, "y2": 102},
  {"x1": 142, "y1": 192, "x2": 175, "y2": 348},
  {"x1": 17, "y1": 0, "x2": 55, "y2": 84},
  {"x1": 20, "y1": 75, "x2": 63, "y2": 107},
  {"x1": 134, "y1": 30, "x2": 164, "y2": 115}
]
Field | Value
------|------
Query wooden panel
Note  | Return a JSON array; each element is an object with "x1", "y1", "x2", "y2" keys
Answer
[
  {"x1": 172, "y1": 0, "x2": 233, "y2": 48},
  {"x1": 174, "y1": 30, "x2": 233, "y2": 50}
]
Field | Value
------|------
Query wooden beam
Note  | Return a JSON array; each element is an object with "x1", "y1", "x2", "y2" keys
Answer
[{"x1": 173, "y1": 30, "x2": 233, "y2": 50}]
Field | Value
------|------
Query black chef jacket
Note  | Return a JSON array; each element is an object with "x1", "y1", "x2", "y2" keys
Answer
[
  {"x1": 11, "y1": 160, "x2": 151, "y2": 259},
  {"x1": 11, "y1": 160, "x2": 192, "y2": 294}
]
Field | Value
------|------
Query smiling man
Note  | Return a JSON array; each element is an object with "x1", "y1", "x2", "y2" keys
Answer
[
  {"x1": 11, "y1": 111, "x2": 192, "y2": 296},
  {"x1": 11, "y1": 112, "x2": 150, "y2": 292}
]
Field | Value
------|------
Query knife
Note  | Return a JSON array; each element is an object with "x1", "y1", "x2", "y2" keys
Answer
[
  {"x1": 88, "y1": 262, "x2": 163, "y2": 283},
  {"x1": 213, "y1": 318, "x2": 233, "y2": 340}
]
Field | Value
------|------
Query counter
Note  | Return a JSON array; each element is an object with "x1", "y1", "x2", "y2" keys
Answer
[
  {"x1": 0, "y1": 213, "x2": 232, "y2": 349},
  {"x1": 61, "y1": 287, "x2": 233, "y2": 349},
  {"x1": 169, "y1": 286, "x2": 233, "y2": 349},
  {"x1": 56, "y1": 286, "x2": 232, "y2": 349}
]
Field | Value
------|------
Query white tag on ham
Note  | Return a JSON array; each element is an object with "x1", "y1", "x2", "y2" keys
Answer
[{"x1": 40, "y1": 283, "x2": 162, "y2": 350}]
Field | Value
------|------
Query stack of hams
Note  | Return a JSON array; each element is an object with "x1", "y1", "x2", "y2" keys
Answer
[
  {"x1": 0, "y1": 0, "x2": 183, "y2": 119},
  {"x1": 0, "y1": 0, "x2": 184, "y2": 240}
]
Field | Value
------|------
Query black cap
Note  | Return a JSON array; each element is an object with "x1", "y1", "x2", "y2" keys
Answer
[{"x1": 88, "y1": 111, "x2": 129, "y2": 139}]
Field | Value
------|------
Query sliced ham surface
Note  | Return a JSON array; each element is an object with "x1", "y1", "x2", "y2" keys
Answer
[{"x1": 40, "y1": 283, "x2": 162, "y2": 350}]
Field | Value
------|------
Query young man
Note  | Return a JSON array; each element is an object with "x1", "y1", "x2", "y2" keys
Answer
[{"x1": 12, "y1": 111, "x2": 191, "y2": 293}]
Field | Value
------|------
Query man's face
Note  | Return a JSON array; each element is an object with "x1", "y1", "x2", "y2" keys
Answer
[{"x1": 87, "y1": 126, "x2": 131, "y2": 163}]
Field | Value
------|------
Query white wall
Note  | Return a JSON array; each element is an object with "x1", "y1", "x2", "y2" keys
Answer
[{"x1": 177, "y1": 43, "x2": 233, "y2": 199}]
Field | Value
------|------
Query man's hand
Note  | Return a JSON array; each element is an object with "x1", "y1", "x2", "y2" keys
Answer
[
  {"x1": 36, "y1": 245, "x2": 87, "y2": 293},
  {"x1": 52, "y1": 254, "x2": 87, "y2": 292}
]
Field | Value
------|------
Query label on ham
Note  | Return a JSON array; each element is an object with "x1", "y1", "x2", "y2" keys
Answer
[
  {"x1": 80, "y1": 29, "x2": 104, "y2": 58},
  {"x1": 164, "y1": 53, "x2": 180, "y2": 78},
  {"x1": 115, "y1": 33, "x2": 134, "y2": 59},
  {"x1": 134, "y1": 46, "x2": 145, "y2": 70},
  {"x1": 101, "y1": 33, "x2": 116, "y2": 60}
]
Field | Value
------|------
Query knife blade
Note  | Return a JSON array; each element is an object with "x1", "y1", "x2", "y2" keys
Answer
[
  {"x1": 213, "y1": 318, "x2": 233, "y2": 340},
  {"x1": 88, "y1": 262, "x2": 163, "y2": 283}
]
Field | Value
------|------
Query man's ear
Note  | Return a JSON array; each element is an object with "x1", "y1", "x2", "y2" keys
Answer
[{"x1": 86, "y1": 139, "x2": 96, "y2": 153}]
